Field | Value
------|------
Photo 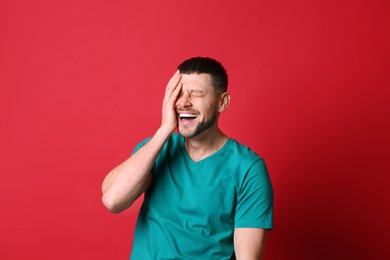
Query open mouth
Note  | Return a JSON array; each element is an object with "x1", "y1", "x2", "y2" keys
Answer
[{"x1": 178, "y1": 113, "x2": 198, "y2": 121}]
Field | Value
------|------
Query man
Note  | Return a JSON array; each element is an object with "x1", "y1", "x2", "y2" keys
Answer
[{"x1": 102, "y1": 57, "x2": 273, "y2": 259}]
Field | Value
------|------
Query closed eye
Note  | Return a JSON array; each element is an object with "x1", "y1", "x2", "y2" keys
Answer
[{"x1": 189, "y1": 89, "x2": 204, "y2": 96}]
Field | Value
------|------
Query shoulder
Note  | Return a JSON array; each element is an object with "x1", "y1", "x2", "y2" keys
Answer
[
  {"x1": 162, "y1": 133, "x2": 183, "y2": 151},
  {"x1": 225, "y1": 138, "x2": 265, "y2": 166},
  {"x1": 219, "y1": 138, "x2": 269, "y2": 187},
  {"x1": 133, "y1": 133, "x2": 183, "y2": 154},
  {"x1": 167, "y1": 133, "x2": 183, "y2": 144},
  {"x1": 134, "y1": 133, "x2": 183, "y2": 148}
]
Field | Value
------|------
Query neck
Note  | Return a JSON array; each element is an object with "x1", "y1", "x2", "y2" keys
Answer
[{"x1": 184, "y1": 126, "x2": 228, "y2": 162}]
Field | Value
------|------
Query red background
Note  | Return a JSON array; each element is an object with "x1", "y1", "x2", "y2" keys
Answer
[{"x1": 1, "y1": 0, "x2": 389, "y2": 259}]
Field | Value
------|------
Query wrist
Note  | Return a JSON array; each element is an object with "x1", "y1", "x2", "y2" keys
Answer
[{"x1": 156, "y1": 125, "x2": 175, "y2": 140}]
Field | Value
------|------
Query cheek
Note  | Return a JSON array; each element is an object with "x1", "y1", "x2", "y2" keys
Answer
[
  {"x1": 199, "y1": 98, "x2": 216, "y2": 109},
  {"x1": 202, "y1": 101, "x2": 211, "y2": 110},
  {"x1": 200, "y1": 102, "x2": 219, "y2": 118}
]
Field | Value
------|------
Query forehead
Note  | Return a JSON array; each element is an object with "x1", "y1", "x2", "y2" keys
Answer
[{"x1": 180, "y1": 73, "x2": 213, "y2": 91}]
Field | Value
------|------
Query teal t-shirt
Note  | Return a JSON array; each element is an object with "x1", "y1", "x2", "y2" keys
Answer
[{"x1": 130, "y1": 134, "x2": 273, "y2": 260}]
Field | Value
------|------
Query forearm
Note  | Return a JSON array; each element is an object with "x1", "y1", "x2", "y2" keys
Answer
[
  {"x1": 102, "y1": 127, "x2": 172, "y2": 213},
  {"x1": 102, "y1": 70, "x2": 182, "y2": 213}
]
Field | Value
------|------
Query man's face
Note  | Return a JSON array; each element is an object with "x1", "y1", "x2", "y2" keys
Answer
[{"x1": 175, "y1": 73, "x2": 220, "y2": 138}]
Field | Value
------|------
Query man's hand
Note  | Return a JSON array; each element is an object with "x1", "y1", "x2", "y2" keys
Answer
[
  {"x1": 102, "y1": 71, "x2": 183, "y2": 213},
  {"x1": 161, "y1": 70, "x2": 182, "y2": 133}
]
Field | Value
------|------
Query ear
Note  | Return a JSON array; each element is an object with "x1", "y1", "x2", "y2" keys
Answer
[{"x1": 218, "y1": 92, "x2": 230, "y2": 112}]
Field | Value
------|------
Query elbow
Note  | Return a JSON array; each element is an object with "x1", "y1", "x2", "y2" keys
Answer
[{"x1": 102, "y1": 192, "x2": 125, "y2": 214}]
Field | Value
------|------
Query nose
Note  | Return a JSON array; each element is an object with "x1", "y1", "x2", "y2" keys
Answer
[{"x1": 176, "y1": 92, "x2": 192, "y2": 108}]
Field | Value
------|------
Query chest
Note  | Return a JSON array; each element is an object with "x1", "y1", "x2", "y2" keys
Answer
[{"x1": 147, "y1": 155, "x2": 240, "y2": 222}]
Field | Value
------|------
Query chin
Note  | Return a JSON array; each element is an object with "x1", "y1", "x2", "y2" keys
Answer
[
  {"x1": 177, "y1": 128, "x2": 195, "y2": 138},
  {"x1": 177, "y1": 116, "x2": 216, "y2": 138}
]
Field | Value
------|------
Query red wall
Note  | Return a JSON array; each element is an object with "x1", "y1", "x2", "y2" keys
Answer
[{"x1": 1, "y1": 0, "x2": 389, "y2": 259}]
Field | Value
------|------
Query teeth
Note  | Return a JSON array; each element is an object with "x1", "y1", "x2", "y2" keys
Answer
[{"x1": 179, "y1": 113, "x2": 197, "y2": 118}]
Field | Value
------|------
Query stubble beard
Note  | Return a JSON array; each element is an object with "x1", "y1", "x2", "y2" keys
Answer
[{"x1": 178, "y1": 113, "x2": 217, "y2": 138}]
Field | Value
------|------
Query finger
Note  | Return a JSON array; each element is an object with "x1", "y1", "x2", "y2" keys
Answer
[
  {"x1": 166, "y1": 72, "x2": 182, "y2": 96},
  {"x1": 165, "y1": 70, "x2": 180, "y2": 93},
  {"x1": 165, "y1": 82, "x2": 182, "y2": 107},
  {"x1": 171, "y1": 82, "x2": 182, "y2": 100},
  {"x1": 172, "y1": 82, "x2": 183, "y2": 97},
  {"x1": 167, "y1": 71, "x2": 181, "y2": 91}
]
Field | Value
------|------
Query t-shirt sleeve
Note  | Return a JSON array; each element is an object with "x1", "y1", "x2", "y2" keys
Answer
[
  {"x1": 235, "y1": 158, "x2": 274, "y2": 229},
  {"x1": 131, "y1": 138, "x2": 151, "y2": 154}
]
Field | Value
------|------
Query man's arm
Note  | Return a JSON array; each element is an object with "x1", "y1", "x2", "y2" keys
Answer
[
  {"x1": 234, "y1": 228, "x2": 268, "y2": 260},
  {"x1": 101, "y1": 71, "x2": 182, "y2": 213}
]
